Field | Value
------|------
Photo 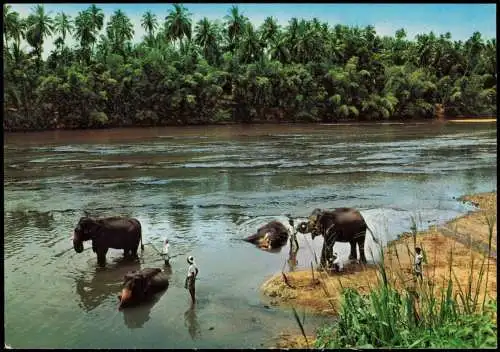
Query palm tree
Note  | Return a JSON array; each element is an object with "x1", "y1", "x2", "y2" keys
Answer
[
  {"x1": 165, "y1": 4, "x2": 192, "y2": 50},
  {"x1": 25, "y1": 4, "x2": 54, "y2": 69},
  {"x1": 54, "y1": 12, "x2": 73, "y2": 42},
  {"x1": 268, "y1": 32, "x2": 290, "y2": 63},
  {"x1": 106, "y1": 10, "x2": 135, "y2": 56},
  {"x1": 141, "y1": 11, "x2": 158, "y2": 44},
  {"x1": 194, "y1": 17, "x2": 220, "y2": 65},
  {"x1": 259, "y1": 16, "x2": 279, "y2": 49},
  {"x1": 224, "y1": 5, "x2": 247, "y2": 53},
  {"x1": 3, "y1": 5, "x2": 25, "y2": 52},
  {"x1": 87, "y1": 4, "x2": 104, "y2": 31},
  {"x1": 86, "y1": 4, "x2": 104, "y2": 53},
  {"x1": 238, "y1": 22, "x2": 262, "y2": 64},
  {"x1": 74, "y1": 10, "x2": 95, "y2": 63}
]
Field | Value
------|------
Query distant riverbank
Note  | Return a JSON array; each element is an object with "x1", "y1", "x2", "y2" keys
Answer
[{"x1": 4, "y1": 116, "x2": 496, "y2": 134}]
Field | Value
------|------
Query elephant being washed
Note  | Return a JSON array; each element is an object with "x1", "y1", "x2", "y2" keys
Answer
[
  {"x1": 118, "y1": 268, "x2": 169, "y2": 309},
  {"x1": 297, "y1": 208, "x2": 379, "y2": 268},
  {"x1": 73, "y1": 216, "x2": 144, "y2": 267},
  {"x1": 243, "y1": 220, "x2": 290, "y2": 250}
]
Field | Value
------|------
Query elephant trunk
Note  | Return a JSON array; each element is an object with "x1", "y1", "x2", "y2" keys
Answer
[{"x1": 73, "y1": 232, "x2": 84, "y2": 253}]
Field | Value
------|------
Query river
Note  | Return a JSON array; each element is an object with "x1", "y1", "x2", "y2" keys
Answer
[{"x1": 4, "y1": 122, "x2": 497, "y2": 348}]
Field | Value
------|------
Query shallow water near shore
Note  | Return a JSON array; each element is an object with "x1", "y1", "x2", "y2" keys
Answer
[{"x1": 4, "y1": 122, "x2": 497, "y2": 348}]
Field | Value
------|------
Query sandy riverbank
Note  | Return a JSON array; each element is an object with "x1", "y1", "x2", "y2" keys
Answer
[
  {"x1": 263, "y1": 192, "x2": 497, "y2": 348},
  {"x1": 447, "y1": 118, "x2": 496, "y2": 123}
]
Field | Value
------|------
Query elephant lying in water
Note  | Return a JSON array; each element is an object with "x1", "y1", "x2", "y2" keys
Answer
[
  {"x1": 243, "y1": 221, "x2": 290, "y2": 250},
  {"x1": 298, "y1": 207, "x2": 379, "y2": 268},
  {"x1": 73, "y1": 216, "x2": 144, "y2": 267},
  {"x1": 118, "y1": 268, "x2": 169, "y2": 309}
]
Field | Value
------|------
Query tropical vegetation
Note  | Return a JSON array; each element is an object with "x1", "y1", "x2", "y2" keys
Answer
[{"x1": 3, "y1": 4, "x2": 497, "y2": 131}]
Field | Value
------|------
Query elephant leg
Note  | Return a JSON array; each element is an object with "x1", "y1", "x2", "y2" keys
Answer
[
  {"x1": 320, "y1": 236, "x2": 335, "y2": 270},
  {"x1": 349, "y1": 241, "x2": 357, "y2": 260},
  {"x1": 358, "y1": 237, "x2": 367, "y2": 264},
  {"x1": 96, "y1": 248, "x2": 108, "y2": 267},
  {"x1": 131, "y1": 242, "x2": 140, "y2": 258},
  {"x1": 320, "y1": 242, "x2": 329, "y2": 270},
  {"x1": 326, "y1": 240, "x2": 335, "y2": 268}
]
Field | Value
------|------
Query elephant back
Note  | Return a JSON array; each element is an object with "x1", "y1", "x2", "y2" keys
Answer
[
  {"x1": 97, "y1": 217, "x2": 141, "y2": 232},
  {"x1": 149, "y1": 274, "x2": 169, "y2": 293},
  {"x1": 307, "y1": 207, "x2": 367, "y2": 238},
  {"x1": 332, "y1": 208, "x2": 365, "y2": 225}
]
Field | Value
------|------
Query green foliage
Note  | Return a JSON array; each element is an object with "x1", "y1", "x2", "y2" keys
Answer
[{"x1": 3, "y1": 4, "x2": 497, "y2": 131}]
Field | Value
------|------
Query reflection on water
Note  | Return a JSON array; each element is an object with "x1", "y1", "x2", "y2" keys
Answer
[
  {"x1": 75, "y1": 258, "x2": 141, "y2": 312},
  {"x1": 123, "y1": 291, "x2": 167, "y2": 329},
  {"x1": 184, "y1": 305, "x2": 201, "y2": 340},
  {"x1": 4, "y1": 122, "x2": 496, "y2": 348}
]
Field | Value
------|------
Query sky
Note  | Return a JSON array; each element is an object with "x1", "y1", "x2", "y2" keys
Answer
[{"x1": 7, "y1": 3, "x2": 497, "y2": 59}]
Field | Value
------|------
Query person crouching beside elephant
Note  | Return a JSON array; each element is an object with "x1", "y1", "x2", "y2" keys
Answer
[
  {"x1": 72, "y1": 216, "x2": 144, "y2": 267},
  {"x1": 330, "y1": 252, "x2": 344, "y2": 273},
  {"x1": 118, "y1": 268, "x2": 169, "y2": 309},
  {"x1": 298, "y1": 207, "x2": 379, "y2": 270}
]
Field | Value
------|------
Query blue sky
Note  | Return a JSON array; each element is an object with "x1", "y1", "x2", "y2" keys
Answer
[{"x1": 8, "y1": 3, "x2": 497, "y2": 59}]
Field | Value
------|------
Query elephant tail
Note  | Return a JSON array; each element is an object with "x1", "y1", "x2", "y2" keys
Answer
[
  {"x1": 138, "y1": 220, "x2": 144, "y2": 251},
  {"x1": 366, "y1": 225, "x2": 381, "y2": 246}
]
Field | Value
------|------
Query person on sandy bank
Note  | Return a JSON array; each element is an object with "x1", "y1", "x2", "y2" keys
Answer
[
  {"x1": 184, "y1": 255, "x2": 199, "y2": 305},
  {"x1": 414, "y1": 247, "x2": 423, "y2": 280},
  {"x1": 331, "y1": 252, "x2": 344, "y2": 273},
  {"x1": 162, "y1": 237, "x2": 171, "y2": 265}
]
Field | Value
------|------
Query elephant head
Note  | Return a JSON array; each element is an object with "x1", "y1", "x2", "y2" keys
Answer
[
  {"x1": 73, "y1": 217, "x2": 100, "y2": 253},
  {"x1": 297, "y1": 208, "x2": 328, "y2": 240}
]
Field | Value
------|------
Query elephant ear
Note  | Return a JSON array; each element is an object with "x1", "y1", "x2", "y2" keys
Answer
[
  {"x1": 318, "y1": 212, "x2": 336, "y2": 236},
  {"x1": 308, "y1": 209, "x2": 324, "y2": 234},
  {"x1": 81, "y1": 218, "x2": 102, "y2": 239}
]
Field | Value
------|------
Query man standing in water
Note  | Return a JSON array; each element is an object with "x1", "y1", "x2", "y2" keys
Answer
[
  {"x1": 184, "y1": 256, "x2": 199, "y2": 304},
  {"x1": 162, "y1": 237, "x2": 171, "y2": 265}
]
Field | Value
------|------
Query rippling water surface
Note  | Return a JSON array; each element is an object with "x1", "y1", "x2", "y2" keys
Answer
[{"x1": 4, "y1": 122, "x2": 497, "y2": 348}]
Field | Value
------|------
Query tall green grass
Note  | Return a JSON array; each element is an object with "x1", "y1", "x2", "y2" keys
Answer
[{"x1": 308, "y1": 213, "x2": 497, "y2": 348}]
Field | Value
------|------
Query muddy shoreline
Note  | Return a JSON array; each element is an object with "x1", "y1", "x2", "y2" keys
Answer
[
  {"x1": 261, "y1": 191, "x2": 497, "y2": 348},
  {"x1": 4, "y1": 116, "x2": 496, "y2": 134}
]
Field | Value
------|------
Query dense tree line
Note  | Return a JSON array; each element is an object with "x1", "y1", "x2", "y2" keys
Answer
[{"x1": 3, "y1": 4, "x2": 497, "y2": 131}]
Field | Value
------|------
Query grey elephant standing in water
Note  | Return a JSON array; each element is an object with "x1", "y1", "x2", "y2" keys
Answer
[
  {"x1": 73, "y1": 216, "x2": 144, "y2": 267},
  {"x1": 298, "y1": 207, "x2": 379, "y2": 268}
]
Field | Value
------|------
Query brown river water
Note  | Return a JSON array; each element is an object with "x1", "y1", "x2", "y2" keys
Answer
[{"x1": 3, "y1": 122, "x2": 497, "y2": 348}]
